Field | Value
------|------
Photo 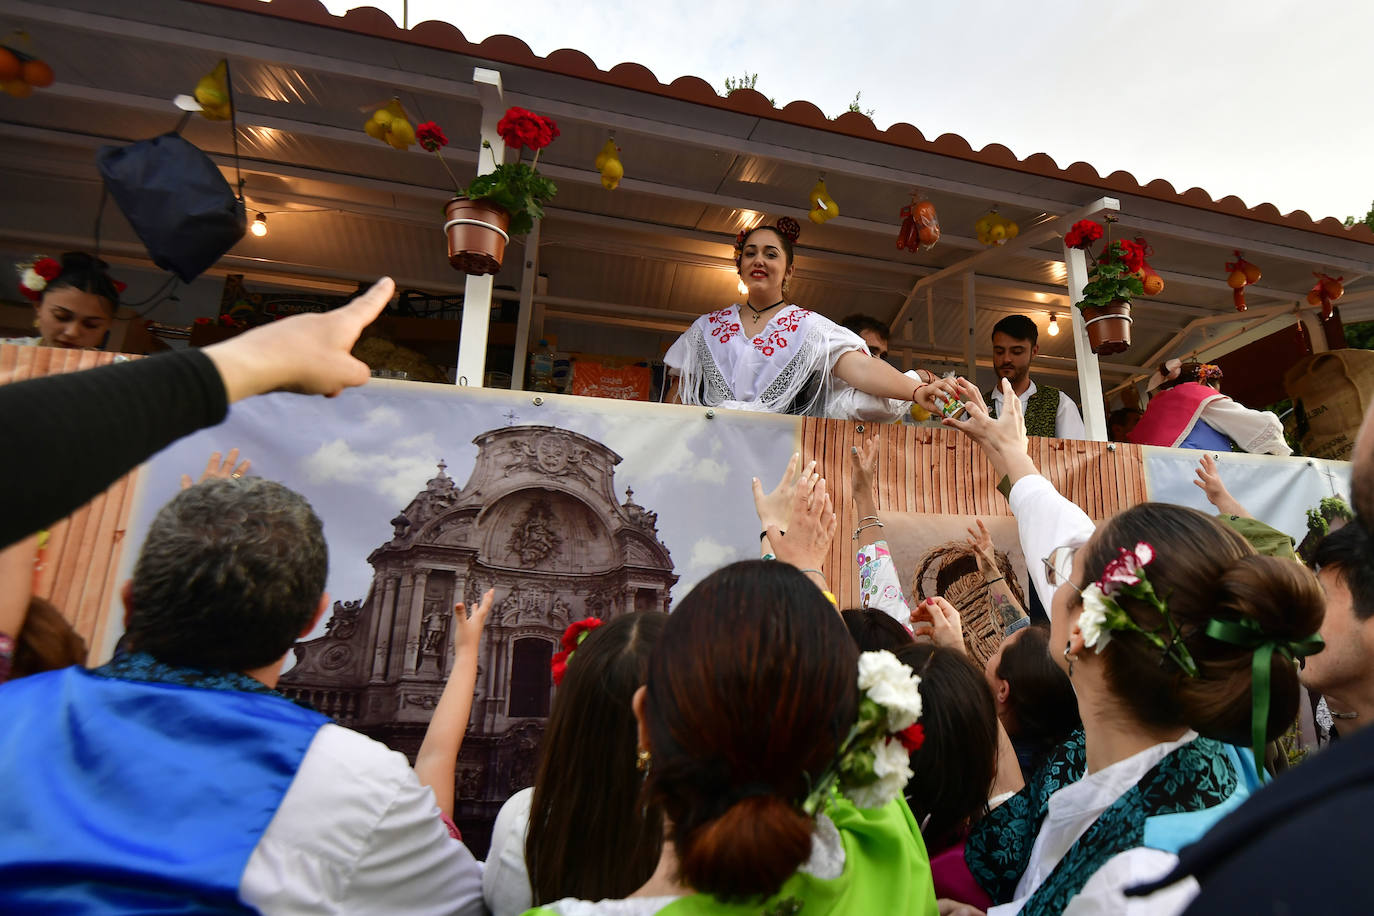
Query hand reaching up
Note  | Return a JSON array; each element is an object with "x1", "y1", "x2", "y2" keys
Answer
[
  {"x1": 1194, "y1": 454, "x2": 1250, "y2": 518},
  {"x1": 766, "y1": 471, "x2": 837, "y2": 586},
  {"x1": 910, "y1": 595, "x2": 966, "y2": 654},
  {"x1": 180, "y1": 448, "x2": 251, "y2": 489},
  {"x1": 850, "y1": 436, "x2": 881, "y2": 518},
  {"x1": 752, "y1": 452, "x2": 819, "y2": 534},
  {"x1": 943, "y1": 378, "x2": 1037, "y2": 486},
  {"x1": 965, "y1": 519, "x2": 999, "y2": 578}
]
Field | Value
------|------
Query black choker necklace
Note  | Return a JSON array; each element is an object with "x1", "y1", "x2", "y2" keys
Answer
[{"x1": 744, "y1": 298, "x2": 786, "y2": 319}]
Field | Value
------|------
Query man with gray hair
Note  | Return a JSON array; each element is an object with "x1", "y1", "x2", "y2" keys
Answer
[{"x1": 0, "y1": 478, "x2": 483, "y2": 914}]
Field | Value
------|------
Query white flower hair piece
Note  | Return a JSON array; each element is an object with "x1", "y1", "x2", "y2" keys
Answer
[
  {"x1": 1077, "y1": 541, "x2": 1198, "y2": 677},
  {"x1": 803, "y1": 649, "x2": 926, "y2": 816}
]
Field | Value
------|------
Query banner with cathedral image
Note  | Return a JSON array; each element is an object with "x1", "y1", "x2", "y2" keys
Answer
[{"x1": 96, "y1": 377, "x2": 1348, "y2": 855}]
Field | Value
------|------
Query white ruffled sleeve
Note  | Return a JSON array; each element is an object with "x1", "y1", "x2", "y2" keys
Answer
[{"x1": 1198, "y1": 397, "x2": 1292, "y2": 456}]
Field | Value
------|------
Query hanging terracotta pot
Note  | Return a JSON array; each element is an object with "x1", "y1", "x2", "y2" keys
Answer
[
  {"x1": 443, "y1": 197, "x2": 511, "y2": 275},
  {"x1": 1081, "y1": 300, "x2": 1132, "y2": 355}
]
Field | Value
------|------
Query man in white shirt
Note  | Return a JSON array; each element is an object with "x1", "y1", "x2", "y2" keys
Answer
[
  {"x1": 0, "y1": 478, "x2": 483, "y2": 914},
  {"x1": 987, "y1": 315, "x2": 1086, "y2": 440}
]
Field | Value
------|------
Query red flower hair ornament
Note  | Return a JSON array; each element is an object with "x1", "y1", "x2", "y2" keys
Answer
[
  {"x1": 17, "y1": 256, "x2": 61, "y2": 302},
  {"x1": 550, "y1": 616, "x2": 605, "y2": 686}
]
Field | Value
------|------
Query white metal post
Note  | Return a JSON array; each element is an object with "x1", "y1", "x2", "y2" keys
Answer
[
  {"x1": 963, "y1": 273, "x2": 977, "y2": 382},
  {"x1": 1065, "y1": 244, "x2": 1108, "y2": 441},
  {"x1": 456, "y1": 68, "x2": 505, "y2": 386},
  {"x1": 510, "y1": 218, "x2": 540, "y2": 389}
]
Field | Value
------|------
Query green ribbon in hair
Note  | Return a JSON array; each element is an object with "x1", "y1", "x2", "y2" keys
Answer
[{"x1": 1203, "y1": 617, "x2": 1324, "y2": 777}]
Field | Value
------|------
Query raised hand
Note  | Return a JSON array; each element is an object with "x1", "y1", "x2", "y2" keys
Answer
[
  {"x1": 965, "y1": 518, "x2": 999, "y2": 576},
  {"x1": 453, "y1": 588, "x2": 494, "y2": 653},
  {"x1": 1194, "y1": 453, "x2": 1250, "y2": 518},
  {"x1": 767, "y1": 472, "x2": 837, "y2": 587},
  {"x1": 910, "y1": 595, "x2": 966, "y2": 654},
  {"x1": 752, "y1": 452, "x2": 819, "y2": 533},
  {"x1": 849, "y1": 436, "x2": 881, "y2": 517},
  {"x1": 943, "y1": 377, "x2": 1037, "y2": 485},
  {"x1": 180, "y1": 448, "x2": 251, "y2": 490}
]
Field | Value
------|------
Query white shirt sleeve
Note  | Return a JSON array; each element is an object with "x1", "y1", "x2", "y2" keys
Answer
[
  {"x1": 483, "y1": 787, "x2": 535, "y2": 916},
  {"x1": 1056, "y1": 392, "x2": 1087, "y2": 441},
  {"x1": 241, "y1": 724, "x2": 484, "y2": 916},
  {"x1": 1063, "y1": 848, "x2": 1199, "y2": 916},
  {"x1": 855, "y1": 539, "x2": 914, "y2": 628},
  {"x1": 1198, "y1": 398, "x2": 1292, "y2": 456},
  {"x1": 1007, "y1": 475, "x2": 1097, "y2": 612},
  {"x1": 662, "y1": 321, "x2": 697, "y2": 373}
]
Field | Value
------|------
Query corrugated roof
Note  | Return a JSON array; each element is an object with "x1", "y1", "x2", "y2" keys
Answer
[{"x1": 196, "y1": 0, "x2": 1374, "y2": 246}]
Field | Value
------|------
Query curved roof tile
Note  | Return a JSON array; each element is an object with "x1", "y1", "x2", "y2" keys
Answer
[{"x1": 197, "y1": 0, "x2": 1374, "y2": 244}]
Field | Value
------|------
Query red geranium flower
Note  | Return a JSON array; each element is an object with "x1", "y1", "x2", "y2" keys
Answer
[
  {"x1": 1064, "y1": 219, "x2": 1104, "y2": 250},
  {"x1": 34, "y1": 257, "x2": 61, "y2": 281},
  {"x1": 416, "y1": 121, "x2": 448, "y2": 153},
  {"x1": 1116, "y1": 239, "x2": 1147, "y2": 274},
  {"x1": 898, "y1": 723, "x2": 925, "y2": 752},
  {"x1": 498, "y1": 106, "x2": 559, "y2": 151}
]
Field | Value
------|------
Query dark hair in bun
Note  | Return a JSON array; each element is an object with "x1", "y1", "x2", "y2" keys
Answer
[
  {"x1": 50, "y1": 252, "x2": 120, "y2": 312},
  {"x1": 1085, "y1": 503, "x2": 1324, "y2": 746}
]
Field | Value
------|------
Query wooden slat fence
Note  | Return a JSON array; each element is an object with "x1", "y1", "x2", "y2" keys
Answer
[{"x1": 1, "y1": 343, "x2": 143, "y2": 661}]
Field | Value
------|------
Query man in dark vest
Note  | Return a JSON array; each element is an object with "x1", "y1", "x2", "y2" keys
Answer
[{"x1": 986, "y1": 315, "x2": 1085, "y2": 439}]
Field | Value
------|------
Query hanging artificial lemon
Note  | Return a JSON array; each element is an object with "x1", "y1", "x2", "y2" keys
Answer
[
  {"x1": 808, "y1": 178, "x2": 839, "y2": 224},
  {"x1": 193, "y1": 60, "x2": 232, "y2": 121},
  {"x1": 364, "y1": 98, "x2": 415, "y2": 150},
  {"x1": 595, "y1": 138, "x2": 623, "y2": 190},
  {"x1": 975, "y1": 209, "x2": 1019, "y2": 246}
]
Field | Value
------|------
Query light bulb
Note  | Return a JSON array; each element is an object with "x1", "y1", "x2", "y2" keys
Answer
[
  {"x1": 1047, "y1": 313, "x2": 1060, "y2": 337},
  {"x1": 250, "y1": 212, "x2": 268, "y2": 237}
]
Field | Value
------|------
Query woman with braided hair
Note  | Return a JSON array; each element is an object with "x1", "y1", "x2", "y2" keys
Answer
[{"x1": 664, "y1": 219, "x2": 959, "y2": 418}]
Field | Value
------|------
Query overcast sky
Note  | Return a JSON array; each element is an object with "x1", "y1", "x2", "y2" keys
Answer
[{"x1": 322, "y1": 0, "x2": 1374, "y2": 224}]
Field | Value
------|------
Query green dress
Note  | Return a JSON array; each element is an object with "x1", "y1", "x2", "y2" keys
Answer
[{"x1": 521, "y1": 797, "x2": 937, "y2": 916}]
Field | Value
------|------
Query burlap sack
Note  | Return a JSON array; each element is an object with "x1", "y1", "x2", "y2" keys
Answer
[{"x1": 1283, "y1": 350, "x2": 1374, "y2": 460}]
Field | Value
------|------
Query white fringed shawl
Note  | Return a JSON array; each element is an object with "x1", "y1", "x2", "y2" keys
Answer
[{"x1": 664, "y1": 305, "x2": 867, "y2": 416}]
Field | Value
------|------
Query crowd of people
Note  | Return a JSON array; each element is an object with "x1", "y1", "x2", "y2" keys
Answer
[{"x1": 0, "y1": 225, "x2": 1364, "y2": 914}]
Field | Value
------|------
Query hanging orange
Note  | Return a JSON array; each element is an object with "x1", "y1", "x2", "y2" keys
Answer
[
  {"x1": 913, "y1": 200, "x2": 936, "y2": 222},
  {"x1": 2, "y1": 79, "x2": 32, "y2": 98},
  {"x1": 0, "y1": 48, "x2": 19, "y2": 82},
  {"x1": 21, "y1": 59, "x2": 53, "y2": 88}
]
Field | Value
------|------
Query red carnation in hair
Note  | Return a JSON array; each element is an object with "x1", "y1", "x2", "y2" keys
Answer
[
  {"x1": 550, "y1": 616, "x2": 604, "y2": 686},
  {"x1": 897, "y1": 723, "x2": 925, "y2": 752},
  {"x1": 34, "y1": 257, "x2": 61, "y2": 281}
]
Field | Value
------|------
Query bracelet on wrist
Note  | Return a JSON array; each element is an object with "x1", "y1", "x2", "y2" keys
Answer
[
  {"x1": 984, "y1": 576, "x2": 1005, "y2": 586},
  {"x1": 852, "y1": 520, "x2": 885, "y2": 540},
  {"x1": 760, "y1": 529, "x2": 785, "y2": 541}
]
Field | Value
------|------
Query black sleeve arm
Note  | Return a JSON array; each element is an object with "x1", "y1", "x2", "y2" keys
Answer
[{"x1": 1, "y1": 349, "x2": 228, "y2": 547}]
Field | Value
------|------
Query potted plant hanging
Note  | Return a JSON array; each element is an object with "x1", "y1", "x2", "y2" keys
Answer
[
  {"x1": 1064, "y1": 218, "x2": 1148, "y2": 355},
  {"x1": 415, "y1": 107, "x2": 559, "y2": 275}
]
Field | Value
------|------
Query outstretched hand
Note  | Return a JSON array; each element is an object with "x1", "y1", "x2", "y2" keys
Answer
[
  {"x1": 766, "y1": 471, "x2": 836, "y2": 577},
  {"x1": 752, "y1": 452, "x2": 818, "y2": 533},
  {"x1": 1194, "y1": 453, "x2": 1250, "y2": 518},
  {"x1": 913, "y1": 375, "x2": 963, "y2": 414},
  {"x1": 205, "y1": 276, "x2": 394, "y2": 403},
  {"x1": 180, "y1": 448, "x2": 251, "y2": 490},
  {"x1": 965, "y1": 519, "x2": 999, "y2": 576},
  {"x1": 849, "y1": 436, "x2": 880, "y2": 507},
  {"x1": 453, "y1": 588, "x2": 494, "y2": 653},
  {"x1": 943, "y1": 378, "x2": 1036, "y2": 485},
  {"x1": 910, "y1": 595, "x2": 966, "y2": 653}
]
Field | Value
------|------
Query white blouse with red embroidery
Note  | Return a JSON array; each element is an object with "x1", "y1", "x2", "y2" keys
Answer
[{"x1": 664, "y1": 305, "x2": 868, "y2": 416}]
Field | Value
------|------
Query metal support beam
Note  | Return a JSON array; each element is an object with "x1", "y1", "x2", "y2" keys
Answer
[
  {"x1": 1064, "y1": 244, "x2": 1108, "y2": 441},
  {"x1": 511, "y1": 218, "x2": 540, "y2": 389},
  {"x1": 456, "y1": 68, "x2": 504, "y2": 387},
  {"x1": 963, "y1": 273, "x2": 977, "y2": 382}
]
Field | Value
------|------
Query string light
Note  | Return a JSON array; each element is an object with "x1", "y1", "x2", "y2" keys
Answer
[
  {"x1": 250, "y1": 212, "x2": 268, "y2": 237},
  {"x1": 1047, "y1": 313, "x2": 1060, "y2": 336}
]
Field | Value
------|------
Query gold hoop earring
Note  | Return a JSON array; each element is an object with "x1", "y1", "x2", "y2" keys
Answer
[
  {"x1": 1063, "y1": 641, "x2": 1076, "y2": 678},
  {"x1": 635, "y1": 748, "x2": 652, "y2": 773}
]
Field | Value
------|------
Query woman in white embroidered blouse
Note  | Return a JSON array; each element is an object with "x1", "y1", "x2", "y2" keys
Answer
[
  {"x1": 664, "y1": 222, "x2": 958, "y2": 418},
  {"x1": 935, "y1": 379, "x2": 1325, "y2": 916}
]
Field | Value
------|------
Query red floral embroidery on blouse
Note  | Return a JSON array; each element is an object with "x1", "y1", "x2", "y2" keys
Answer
[
  {"x1": 707, "y1": 308, "x2": 742, "y2": 344},
  {"x1": 751, "y1": 307, "x2": 808, "y2": 357}
]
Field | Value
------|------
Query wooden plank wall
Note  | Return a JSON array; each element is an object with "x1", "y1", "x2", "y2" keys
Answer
[
  {"x1": 1, "y1": 343, "x2": 143, "y2": 660},
  {"x1": 800, "y1": 419, "x2": 1149, "y2": 608}
]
